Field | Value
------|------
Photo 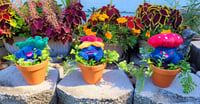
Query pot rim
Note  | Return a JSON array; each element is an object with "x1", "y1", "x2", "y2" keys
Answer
[{"x1": 150, "y1": 63, "x2": 182, "y2": 72}]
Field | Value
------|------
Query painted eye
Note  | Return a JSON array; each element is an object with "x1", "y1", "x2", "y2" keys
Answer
[
  {"x1": 171, "y1": 51, "x2": 173, "y2": 55},
  {"x1": 160, "y1": 51, "x2": 163, "y2": 54},
  {"x1": 22, "y1": 50, "x2": 25, "y2": 53}
]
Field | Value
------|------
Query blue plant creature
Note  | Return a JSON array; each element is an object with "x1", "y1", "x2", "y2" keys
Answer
[
  {"x1": 15, "y1": 45, "x2": 41, "y2": 61},
  {"x1": 79, "y1": 45, "x2": 103, "y2": 61},
  {"x1": 150, "y1": 47, "x2": 183, "y2": 65}
]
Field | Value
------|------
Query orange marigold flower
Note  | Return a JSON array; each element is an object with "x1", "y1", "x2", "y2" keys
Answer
[
  {"x1": 85, "y1": 29, "x2": 96, "y2": 36},
  {"x1": 117, "y1": 17, "x2": 127, "y2": 24},
  {"x1": 83, "y1": 25, "x2": 87, "y2": 32},
  {"x1": 132, "y1": 28, "x2": 141, "y2": 34},
  {"x1": 145, "y1": 31, "x2": 150, "y2": 37},
  {"x1": 161, "y1": 29, "x2": 171, "y2": 34},
  {"x1": 91, "y1": 12, "x2": 100, "y2": 21},
  {"x1": 99, "y1": 13, "x2": 109, "y2": 21},
  {"x1": 105, "y1": 31, "x2": 112, "y2": 39}
]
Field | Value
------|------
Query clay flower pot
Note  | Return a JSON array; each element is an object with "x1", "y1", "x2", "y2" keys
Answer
[
  {"x1": 78, "y1": 62, "x2": 107, "y2": 84},
  {"x1": 15, "y1": 58, "x2": 49, "y2": 85},
  {"x1": 150, "y1": 64, "x2": 181, "y2": 88}
]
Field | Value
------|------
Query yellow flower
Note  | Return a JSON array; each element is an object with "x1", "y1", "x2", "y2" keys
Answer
[
  {"x1": 145, "y1": 31, "x2": 150, "y2": 37},
  {"x1": 85, "y1": 29, "x2": 96, "y2": 36},
  {"x1": 161, "y1": 29, "x2": 171, "y2": 34},
  {"x1": 117, "y1": 17, "x2": 127, "y2": 24},
  {"x1": 91, "y1": 12, "x2": 100, "y2": 21},
  {"x1": 132, "y1": 28, "x2": 141, "y2": 34},
  {"x1": 105, "y1": 31, "x2": 112, "y2": 39},
  {"x1": 98, "y1": 13, "x2": 109, "y2": 21}
]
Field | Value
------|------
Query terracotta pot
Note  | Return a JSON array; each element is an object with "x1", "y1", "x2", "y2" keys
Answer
[
  {"x1": 15, "y1": 58, "x2": 49, "y2": 85},
  {"x1": 78, "y1": 62, "x2": 107, "y2": 84},
  {"x1": 150, "y1": 64, "x2": 181, "y2": 88}
]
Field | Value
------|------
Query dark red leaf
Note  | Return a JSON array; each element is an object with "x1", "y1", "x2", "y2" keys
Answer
[
  {"x1": 67, "y1": 15, "x2": 73, "y2": 24},
  {"x1": 0, "y1": 4, "x2": 9, "y2": 10},
  {"x1": 145, "y1": 19, "x2": 150, "y2": 26},
  {"x1": 160, "y1": 9, "x2": 168, "y2": 16},
  {"x1": 142, "y1": 15, "x2": 148, "y2": 22},
  {"x1": 46, "y1": 27, "x2": 51, "y2": 37},
  {"x1": 81, "y1": 11, "x2": 86, "y2": 22},
  {"x1": 153, "y1": 13, "x2": 161, "y2": 24},
  {"x1": 137, "y1": 23, "x2": 144, "y2": 30},
  {"x1": 73, "y1": 17, "x2": 80, "y2": 25},
  {"x1": 160, "y1": 16, "x2": 166, "y2": 24},
  {"x1": 147, "y1": 14, "x2": 152, "y2": 19},
  {"x1": 0, "y1": 15, "x2": 2, "y2": 21},
  {"x1": 174, "y1": 15, "x2": 183, "y2": 28}
]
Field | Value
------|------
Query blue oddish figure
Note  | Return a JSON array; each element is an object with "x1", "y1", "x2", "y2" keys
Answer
[
  {"x1": 14, "y1": 36, "x2": 49, "y2": 61},
  {"x1": 148, "y1": 33, "x2": 184, "y2": 65},
  {"x1": 79, "y1": 45, "x2": 103, "y2": 61},
  {"x1": 150, "y1": 47, "x2": 183, "y2": 65},
  {"x1": 15, "y1": 45, "x2": 41, "y2": 61}
]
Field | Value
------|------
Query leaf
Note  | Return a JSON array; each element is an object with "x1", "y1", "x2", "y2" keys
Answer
[
  {"x1": 10, "y1": 19, "x2": 17, "y2": 27},
  {"x1": 153, "y1": 13, "x2": 161, "y2": 25},
  {"x1": 174, "y1": 15, "x2": 183, "y2": 28}
]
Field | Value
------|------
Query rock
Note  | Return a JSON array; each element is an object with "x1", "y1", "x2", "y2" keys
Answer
[
  {"x1": 0, "y1": 64, "x2": 8, "y2": 70},
  {"x1": 57, "y1": 69, "x2": 134, "y2": 104},
  {"x1": 134, "y1": 73, "x2": 200, "y2": 104},
  {"x1": 189, "y1": 41, "x2": 200, "y2": 70},
  {"x1": 0, "y1": 65, "x2": 59, "y2": 104},
  {"x1": 197, "y1": 71, "x2": 200, "y2": 77},
  {"x1": 0, "y1": 47, "x2": 8, "y2": 58},
  {"x1": 177, "y1": 29, "x2": 196, "y2": 56}
]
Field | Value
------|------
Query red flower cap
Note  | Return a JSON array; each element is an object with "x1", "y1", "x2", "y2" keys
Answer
[
  {"x1": 81, "y1": 35, "x2": 102, "y2": 42},
  {"x1": 147, "y1": 33, "x2": 183, "y2": 48}
]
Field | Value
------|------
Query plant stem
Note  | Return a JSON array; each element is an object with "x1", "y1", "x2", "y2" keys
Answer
[{"x1": 109, "y1": 0, "x2": 113, "y2": 10}]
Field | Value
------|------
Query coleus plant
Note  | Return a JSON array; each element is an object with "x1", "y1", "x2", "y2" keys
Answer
[
  {"x1": 62, "y1": 2, "x2": 86, "y2": 33},
  {"x1": 0, "y1": 2, "x2": 13, "y2": 41},
  {"x1": 135, "y1": 2, "x2": 187, "y2": 39},
  {"x1": 13, "y1": 0, "x2": 86, "y2": 45}
]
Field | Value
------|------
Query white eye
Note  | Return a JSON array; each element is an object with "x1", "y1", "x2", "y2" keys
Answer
[{"x1": 165, "y1": 37, "x2": 168, "y2": 39}]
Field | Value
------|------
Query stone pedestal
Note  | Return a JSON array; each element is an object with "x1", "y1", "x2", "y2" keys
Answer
[
  {"x1": 57, "y1": 69, "x2": 134, "y2": 104},
  {"x1": 134, "y1": 73, "x2": 200, "y2": 104},
  {"x1": 190, "y1": 41, "x2": 200, "y2": 70},
  {"x1": 0, "y1": 65, "x2": 59, "y2": 104}
]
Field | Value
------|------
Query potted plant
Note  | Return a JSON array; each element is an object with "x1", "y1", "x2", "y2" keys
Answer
[
  {"x1": 119, "y1": 33, "x2": 197, "y2": 94},
  {"x1": 3, "y1": 36, "x2": 50, "y2": 85},
  {"x1": 11, "y1": 0, "x2": 86, "y2": 57},
  {"x1": 0, "y1": 0, "x2": 31, "y2": 54},
  {"x1": 65, "y1": 35, "x2": 119, "y2": 84},
  {"x1": 75, "y1": 0, "x2": 142, "y2": 58}
]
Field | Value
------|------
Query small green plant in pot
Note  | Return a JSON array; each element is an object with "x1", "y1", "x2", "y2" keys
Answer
[
  {"x1": 3, "y1": 36, "x2": 51, "y2": 85},
  {"x1": 64, "y1": 35, "x2": 119, "y2": 84}
]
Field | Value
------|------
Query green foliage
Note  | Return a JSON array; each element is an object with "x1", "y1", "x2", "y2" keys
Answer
[
  {"x1": 61, "y1": 0, "x2": 79, "y2": 8},
  {"x1": 3, "y1": 45, "x2": 50, "y2": 66},
  {"x1": 182, "y1": 0, "x2": 200, "y2": 33},
  {"x1": 118, "y1": 61, "x2": 150, "y2": 93},
  {"x1": 3, "y1": 54, "x2": 16, "y2": 63},
  {"x1": 168, "y1": 58, "x2": 197, "y2": 94}
]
